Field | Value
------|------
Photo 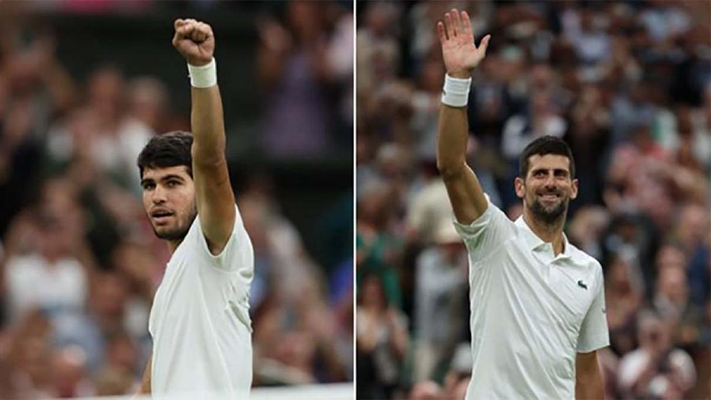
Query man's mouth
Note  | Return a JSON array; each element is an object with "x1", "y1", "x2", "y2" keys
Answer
[
  {"x1": 538, "y1": 193, "x2": 561, "y2": 202},
  {"x1": 151, "y1": 210, "x2": 174, "y2": 223}
]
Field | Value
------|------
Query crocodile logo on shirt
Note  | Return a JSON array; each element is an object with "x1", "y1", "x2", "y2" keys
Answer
[{"x1": 577, "y1": 280, "x2": 588, "y2": 290}]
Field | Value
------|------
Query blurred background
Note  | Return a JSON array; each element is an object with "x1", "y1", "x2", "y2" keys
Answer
[
  {"x1": 0, "y1": 0, "x2": 353, "y2": 398},
  {"x1": 356, "y1": 1, "x2": 710, "y2": 399}
]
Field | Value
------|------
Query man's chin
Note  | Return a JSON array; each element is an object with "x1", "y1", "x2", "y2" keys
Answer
[
  {"x1": 530, "y1": 199, "x2": 568, "y2": 224},
  {"x1": 153, "y1": 226, "x2": 189, "y2": 241}
]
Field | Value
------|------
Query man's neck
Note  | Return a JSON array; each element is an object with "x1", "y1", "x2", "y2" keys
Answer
[
  {"x1": 522, "y1": 209, "x2": 566, "y2": 256},
  {"x1": 168, "y1": 239, "x2": 183, "y2": 254}
]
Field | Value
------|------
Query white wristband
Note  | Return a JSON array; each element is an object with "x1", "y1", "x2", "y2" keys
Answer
[
  {"x1": 441, "y1": 74, "x2": 472, "y2": 107},
  {"x1": 187, "y1": 58, "x2": 217, "y2": 88}
]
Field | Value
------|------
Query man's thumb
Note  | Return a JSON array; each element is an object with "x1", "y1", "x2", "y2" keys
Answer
[{"x1": 480, "y1": 34, "x2": 491, "y2": 54}]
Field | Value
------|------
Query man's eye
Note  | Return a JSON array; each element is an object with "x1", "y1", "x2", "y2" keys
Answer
[
  {"x1": 143, "y1": 183, "x2": 155, "y2": 190},
  {"x1": 167, "y1": 181, "x2": 179, "y2": 187}
]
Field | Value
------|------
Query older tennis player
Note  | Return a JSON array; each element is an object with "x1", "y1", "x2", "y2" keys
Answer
[{"x1": 436, "y1": 9, "x2": 608, "y2": 400}]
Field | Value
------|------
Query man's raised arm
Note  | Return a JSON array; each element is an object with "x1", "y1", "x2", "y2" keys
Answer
[
  {"x1": 436, "y1": 9, "x2": 490, "y2": 225},
  {"x1": 172, "y1": 19, "x2": 235, "y2": 255}
]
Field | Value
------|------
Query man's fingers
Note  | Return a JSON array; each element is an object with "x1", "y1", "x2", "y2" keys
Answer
[
  {"x1": 444, "y1": 12, "x2": 455, "y2": 41},
  {"x1": 437, "y1": 21, "x2": 447, "y2": 43},
  {"x1": 197, "y1": 22, "x2": 212, "y2": 35},
  {"x1": 451, "y1": 9, "x2": 461, "y2": 38},
  {"x1": 174, "y1": 19, "x2": 213, "y2": 46},
  {"x1": 194, "y1": 23, "x2": 212, "y2": 42},
  {"x1": 479, "y1": 34, "x2": 491, "y2": 55},
  {"x1": 461, "y1": 11, "x2": 473, "y2": 38},
  {"x1": 176, "y1": 23, "x2": 193, "y2": 38}
]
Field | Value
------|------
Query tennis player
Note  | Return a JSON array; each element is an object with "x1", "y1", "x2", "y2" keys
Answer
[
  {"x1": 134, "y1": 19, "x2": 253, "y2": 399},
  {"x1": 436, "y1": 9, "x2": 608, "y2": 400}
]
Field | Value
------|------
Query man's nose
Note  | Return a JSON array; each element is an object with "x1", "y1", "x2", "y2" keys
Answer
[
  {"x1": 544, "y1": 174, "x2": 556, "y2": 188},
  {"x1": 152, "y1": 185, "x2": 167, "y2": 204}
]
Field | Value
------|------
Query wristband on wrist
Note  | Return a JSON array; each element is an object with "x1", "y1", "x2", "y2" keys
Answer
[
  {"x1": 441, "y1": 74, "x2": 472, "y2": 107},
  {"x1": 187, "y1": 58, "x2": 217, "y2": 88}
]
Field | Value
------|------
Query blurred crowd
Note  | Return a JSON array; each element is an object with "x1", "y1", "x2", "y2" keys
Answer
[
  {"x1": 0, "y1": 2, "x2": 352, "y2": 399},
  {"x1": 356, "y1": 1, "x2": 710, "y2": 399}
]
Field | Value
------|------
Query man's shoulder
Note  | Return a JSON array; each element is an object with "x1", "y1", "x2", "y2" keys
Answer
[{"x1": 177, "y1": 208, "x2": 253, "y2": 274}]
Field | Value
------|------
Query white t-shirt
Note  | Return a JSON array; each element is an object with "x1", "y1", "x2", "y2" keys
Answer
[
  {"x1": 149, "y1": 205, "x2": 254, "y2": 399},
  {"x1": 454, "y1": 199, "x2": 609, "y2": 400}
]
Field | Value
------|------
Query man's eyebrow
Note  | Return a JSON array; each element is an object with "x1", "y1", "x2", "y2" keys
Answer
[
  {"x1": 140, "y1": 178, "x2": 155, "y2": 186},
  {"x1": 532, "y1": 167, "x2": 569, "y2": 173},
  {"x1": 160, "y1": 174, "x2": 185, "y2": 182}
]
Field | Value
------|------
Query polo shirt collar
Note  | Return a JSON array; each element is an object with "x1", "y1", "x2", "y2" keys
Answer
[{"x1": 514, "y1": 216, "x2": 572, "y2": 259}]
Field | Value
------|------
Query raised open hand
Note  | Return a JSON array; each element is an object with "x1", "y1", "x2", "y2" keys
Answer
[
  {"x1": 437, "y1": 9, "x2": 490, "y2": 78},
  {"x1": 172, "y1": 19, "x2": 215, "y2": 66}
]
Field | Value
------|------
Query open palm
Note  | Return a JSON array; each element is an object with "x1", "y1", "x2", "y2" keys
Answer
[{"x1": 437, "y1": 9, "x2": 490, "y2": 78}]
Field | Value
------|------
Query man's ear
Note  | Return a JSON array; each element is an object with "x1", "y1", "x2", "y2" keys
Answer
[
  {"x1": 570, "y1": 178, "x2": 579, "y2": 200},
  {"x1": 514, "y1": 177, "x2": 525, "y2": 199}
]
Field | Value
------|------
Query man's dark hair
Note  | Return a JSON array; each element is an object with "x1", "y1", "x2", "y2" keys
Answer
[
  {"x1": 519, "y1": 136, "x2": 575, "y2": 179},
  {"x1": 137, "y1": 131, "x2": 193, "y2": 178}
]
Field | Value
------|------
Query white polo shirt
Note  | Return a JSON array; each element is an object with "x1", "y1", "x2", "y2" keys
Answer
[
  {"x1": 149, "y1": 205, "x2": 254, "y2": 399},
  {"x1": 454, "y1": 198, "x2": 608, "y2": 400}
]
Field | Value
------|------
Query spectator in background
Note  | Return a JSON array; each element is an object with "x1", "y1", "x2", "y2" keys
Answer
[
  {"x1": 4, "y1": 179, "x2": 90, "y2": 326},
  {"x1": 653, "y1": 262, "x2": 705, "y2": 350},
  {"x1": 357, "y1": 274, "x2": 409, "y2": 400},
  {"x1": 257, "y1": 1, "x2": 349, "y2": 157},
  {"x1": 413, "y1": 221, "x2": 467, "y2": 382},
  {"x1": 49, "y1": 345, "x2": 92, "y2": 398},
  {"x1": 674, "y1": 203, "x2": 711, "y2": 307},
  {"x1": 618, "y1": 310, "x2": 696, "y2": 400},
  {"x1": 605, "y1": 253, "x2": 645, "y2": 357},
  {"x1": 46, "y1": 66, "x2": 152, "y2": 193},
  {"x1": 501, "y1": 89, "x2": 568, "y2": 161},
  {"x1": 357, "y1": 178, "x2": 403, "y2": 308}
]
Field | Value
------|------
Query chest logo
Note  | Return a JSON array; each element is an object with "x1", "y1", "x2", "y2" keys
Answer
[{"x1": 577, "y1": 280, "x2": 588, "y2": 290}]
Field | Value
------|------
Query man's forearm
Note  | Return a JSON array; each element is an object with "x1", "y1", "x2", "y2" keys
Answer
[
  {"x1": 190, "y1": 85, "x2": 226, "y2": 165},
  {"x1": 576, "y1": 363, "x2": 604, "y2": 399},
  {"x1": 436, "y1": 103, "x2": 470, "y2": 178}
]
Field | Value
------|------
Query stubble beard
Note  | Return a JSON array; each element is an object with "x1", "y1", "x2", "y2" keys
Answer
[
  {"x1": 528, "y1": 191, "x2": 569, "y2": 226},
  {"x1": 152, "y1": 206, "x2": 197, "y2": 242}
]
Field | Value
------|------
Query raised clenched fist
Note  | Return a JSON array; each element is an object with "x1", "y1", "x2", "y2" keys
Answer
[
  {"x1": 172, "y1": 19, "x2": 215, "y2": 66},
  {"x1": 437, "y1": 9, "x2": 490, "y2": 79}
]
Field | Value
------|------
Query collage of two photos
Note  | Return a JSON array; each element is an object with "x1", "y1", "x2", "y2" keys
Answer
[{"x1": 0, "y1": 1, "x2": 709, "y2": 400}]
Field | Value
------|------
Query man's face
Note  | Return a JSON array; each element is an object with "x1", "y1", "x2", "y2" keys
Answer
[
  {"x1": 515, "y1": 154, "x2": 578, "y2": 225},
  {"x1": 141, "y1": 165, "x2": 196, "y2": 241}
]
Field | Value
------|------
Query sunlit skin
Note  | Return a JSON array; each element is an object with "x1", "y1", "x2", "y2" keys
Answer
[
  {"x1": 514, "y1": 154, "x2": 578, "y2": 255},
  {"x1": 141, "y1": 165, "x2": 197, "y2": 253}
]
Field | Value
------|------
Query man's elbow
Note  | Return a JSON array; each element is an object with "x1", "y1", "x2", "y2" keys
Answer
[{"x1": 436, "y1": 159, "x2": 466, "y2": 181}]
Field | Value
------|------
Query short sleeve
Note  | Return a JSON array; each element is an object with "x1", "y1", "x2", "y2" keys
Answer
[
  {"x1": 453, "y1": 195, "x2": 515, "y2": 264},
  {"x1": 194, "y1": 204, "x2": 254, "y2": 277},
  {"x1": 577, "y1": 266, "x2": 610, "y2": 353}
]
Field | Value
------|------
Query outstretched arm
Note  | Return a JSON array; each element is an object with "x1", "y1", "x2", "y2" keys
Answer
[
  {"x1": 436, "y1": 9, "x2": 491, "y2": 225},
  {"x1": 172, "y1": 19, "x2": 236, "y2": 255}
]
